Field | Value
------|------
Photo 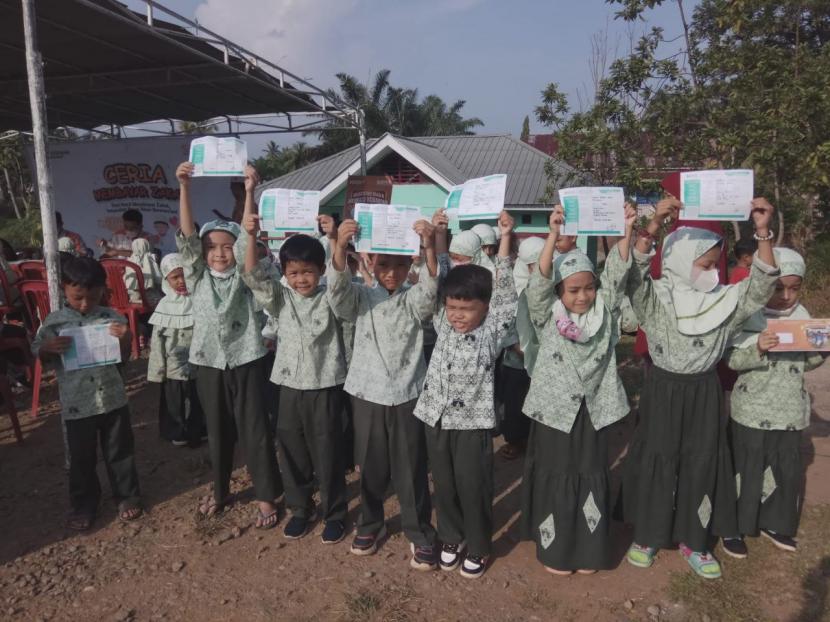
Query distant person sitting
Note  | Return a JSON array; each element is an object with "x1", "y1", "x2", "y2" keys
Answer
[
  {"x1": 212, "y1": 179, "x2": 246, "y2": 224},
  {"x1": 729, "y1": 238, "x2": 758, "y2": 284},
  {"x1": 56, "y1": 212, "x2": 89, "y2": 256},
  {"x1": 153, "y1": 220, "x2": 176, "y2": 255},
  {"x1": 99, "y1": 209, "x2": 151, "y2": 258}
]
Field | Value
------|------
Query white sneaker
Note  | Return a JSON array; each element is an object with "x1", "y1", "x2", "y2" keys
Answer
[
  {"x1": 460, "y1": 554, "x2": 488, "y2": 579},
  {"x1": 439, "y1": 541, "x2": 465, "y2": 571}
]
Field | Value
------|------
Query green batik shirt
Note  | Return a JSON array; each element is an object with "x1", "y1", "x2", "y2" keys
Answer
[
  {"x1": 177, "y1": 231, "x2": 266, "y2": 370},
  {"x1": 727, "y1": 336, "x2": 825, "y2": 432},
  {"x1": 32, "y1": 306, "x2": 128, "y2": 420},
  {"x1": 327, "y1": 261, "x2": 439, "y2": 406},
  {"x1": 147, "y1": 326, "x2": 194, "y2": 382},
  {"x1": 627, "y1": 250, "x2": 779, "y2": 374},
  {"x1": 241, "y1": 263, "x2": 347, "y2": 391},
  {"x1": 523, "y1": 246, "x2": 632, "y2": 434}
]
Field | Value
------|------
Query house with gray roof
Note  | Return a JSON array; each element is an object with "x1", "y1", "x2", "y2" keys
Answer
[{"x1": 256, "y1": 133, "x2": 585, "y2": 235}]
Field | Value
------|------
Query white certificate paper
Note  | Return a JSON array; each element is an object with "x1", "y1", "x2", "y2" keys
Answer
[
  {"x1": 353, "y1": 203, "x2": 421, "y2": 256},
  {"x1": 189, "y1": 137, "x2": 248, "y2": 177},
  {"x1": 445, "y1": 174, "x2": 507, "y2": 221},
  {"x1": 259, "y1": 189, "x2": 320, "y2": 233},
  {"x1": 680, "y1": 169, "x2": 753, "y2": 221},
  {"x1": 59, "y1": 325, "x2": 122, "y2": 371},
  {"x1": 558, "y1": 186, "x2": 625, "y2": 236}
]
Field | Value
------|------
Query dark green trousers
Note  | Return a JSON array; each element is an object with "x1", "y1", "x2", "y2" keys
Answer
[
  {"x1": 65, "y1": 406, "x2": 140, "y2": 515},
  {"x1": 196, "y1": 359, "x2": 283, "y2": 504},
  {"x1": 425, "y1": 424, "x2": 494, "y2": 557},
  {"x1": 277, "y1": 385, "x2": 347, "y2": 522},
  {"x1": 352, "y1": 397, "x2": 436, "y2": 546}
]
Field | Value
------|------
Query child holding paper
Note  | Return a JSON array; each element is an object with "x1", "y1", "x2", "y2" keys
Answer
[
  {"x1": 327, "y1": 213, "x2": 440, "y2": 570},
  {"x1": 415, "y1": 210, "x2": 517, "y2": 578},
  {"x1": 620, "y1": 197, "x2": 779, "y2": 579},
  {"x1": 175, "y1": 161, "x2": 283, "y2": 529},
  {"x1": 722, "y1": 248, "x2": 826, "y2": 556},
  {"x1": 240, "y1": 206, "x2": 349, "y2": 545},
  {"x1": 521, "y1": 204, "x2": 635, "y2": 575},
  {"x1": 32, "y1": 256, "x2": 141, "y2": 530},
  {"x1": 147, "y1": 253, "x2": 205, "y2": 447}
]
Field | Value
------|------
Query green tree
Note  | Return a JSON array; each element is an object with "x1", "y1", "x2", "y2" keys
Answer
[
  {"x1": 176, "y1": 120, "x2": 216, "y2": 135},
  {"x1": 314, "y1": 70, "x2": 483, "y2": 158},
  {"x1": 537, "y1": 0, "x2": 830, "y2": 247},
  {"x1": 520, "y1": 115, "x2": 530, "y2": 142}
]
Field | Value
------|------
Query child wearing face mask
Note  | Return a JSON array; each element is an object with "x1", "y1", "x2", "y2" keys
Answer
[
  {"x1": 175, "y1": 162, "x2": 284, "y2": 530},
  {"x1": 619, "y1": 197, "x2": 779, "y2": 580},
  {"x1": 414, "y1": 210, "x2": 517, "y2": 579},
  {"x1": 327, "y1": 214, "x2": 440, "y2": 570},
  {"x1": 147, "y1": 253, "x2": 205, "y2": 447},
  {"x1": 240, "y1": 209, "x2": 349, "y2": 545},
  {"x1": 520, "y1": 203, "x2": 635, "y2": 576},
  {"x1": 722, "y1": 248, "x2": 826, "y2": 556}
]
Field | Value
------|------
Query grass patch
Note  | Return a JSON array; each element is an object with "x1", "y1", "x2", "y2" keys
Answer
[
  {"x1": 667, "y1": 505, "x2": 830, "y2": 622},
  {"x1": 342, "y1": 589, "x2": 382, "y2": 621}
]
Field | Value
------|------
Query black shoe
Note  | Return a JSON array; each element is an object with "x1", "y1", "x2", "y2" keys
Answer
[
  {"x1": 460, "y1": 554, "x2": 489, "y2": 579},
  {"x1": 761, "y1": 529, "x2": 797, "y2": 552},
  {"x1": 410, "y1": 543, "x2": 438, "y2": 571},
  {"x1": 283, "y1": 515, "x2": 312, "y2": 540},
  {"x1": 321, "y1": 520, "x2": 346, "y2": 545},
  {"x1": 439, "y1": 542, "x2": 465, "y2": 571},
  {"x1": 721, "y1": 537, "x2": 748, "y2": 559}
]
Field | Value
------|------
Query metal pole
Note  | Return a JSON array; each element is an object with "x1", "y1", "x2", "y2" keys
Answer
[
  {"x1": 21, "y1": 0, "x2": 61, "y2": 311},
  {"x1": 358, "y1": 109, "x2": 367, "y2": 175}
]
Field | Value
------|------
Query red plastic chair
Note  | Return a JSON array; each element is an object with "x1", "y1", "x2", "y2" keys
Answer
[
  {"x1": 100, "y1": 259, "x2": 153, "y2": 359},
  {"x1": 17, "y1": 261, "x2": 47, "y2": 281},
  {"x1": 17, "y1": 281, "x2": 50, "y2": 419}
]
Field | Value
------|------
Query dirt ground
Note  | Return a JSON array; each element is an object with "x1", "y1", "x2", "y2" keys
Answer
[{"x1": 2, "y1": 346, "x2": 830, "y2": 622}]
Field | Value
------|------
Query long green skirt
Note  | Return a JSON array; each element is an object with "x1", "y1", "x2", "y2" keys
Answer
[
  {"x1": 619, "y1": 365, "x2": 737, "y2": 552},
  {"x1": 520, "y1": 403, "x2": 612, "y2": 571},
  {"x1": 730, "y1": 420, "x2": 802, "y2": 538}
]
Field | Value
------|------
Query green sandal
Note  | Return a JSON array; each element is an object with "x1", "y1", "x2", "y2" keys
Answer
[
  {"x1": 626, "y1": 542, "x2": 656, "y2": 568},
  {"x1": 680, "y1": 546, "x2": 722, "y2": 579}
]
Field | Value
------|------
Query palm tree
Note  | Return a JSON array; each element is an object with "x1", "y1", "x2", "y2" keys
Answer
[{"x1": 313, "y1": 69, "x2": 483, "y2": 157}]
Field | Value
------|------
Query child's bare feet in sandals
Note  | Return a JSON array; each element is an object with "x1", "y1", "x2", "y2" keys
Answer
[
  {"x1": 255, "y1": 499, "x2": 282, "y2": 530},
  {"x1": 118, "y1": 501, "x2": 143, "y2": 522},
  {"x1": 197, "y1": 494, "x2": 233, "y2": 519}
]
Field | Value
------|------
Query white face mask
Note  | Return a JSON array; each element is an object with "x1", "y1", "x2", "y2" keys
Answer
[
  {"x1": 690, "y1": 267, "x2": 719, "y2": 292},
  {"x1": 209, "y1": 267, "x2": 236, "y2": 280}
]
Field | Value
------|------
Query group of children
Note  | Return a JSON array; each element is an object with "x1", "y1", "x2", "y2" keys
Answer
[{"x1": 33, "y1": 162, "x2": 825, "y2": 581}]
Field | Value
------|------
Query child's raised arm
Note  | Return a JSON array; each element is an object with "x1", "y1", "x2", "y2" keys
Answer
[
  {"x1": 432, "y1": 208, "x2": 449, "y2": 255},
  {"x1": 413, "y1": 220, "x2": 437, "y2": 278},
  {"x1": 538, "y1": 205, "x2": 564, "y2": 278},
  {"x1": 616, "y1": 202, "x2": 637, "y2": 263},
  {"x1": 635, "y1": 198, "x2": 679, "y2": 256},
  {"x1": 491, "y1": 211, "x2": 519, "y2": 342},
  {"x1": 176, "y1": 162, "x2": 196, "y2": 237}
]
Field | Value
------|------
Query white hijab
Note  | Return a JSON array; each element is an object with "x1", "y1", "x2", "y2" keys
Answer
[
  {"x1": 449, "y1": 230, "x2": 495, "y2": 274},
  {"x1": 654, "y1": 226, "x2": 741, "y2": 336},
  {"x1": 731, "y1": 247, "x2": 809, "y2": 348},
  {"x1": 471, "y1": 223, "x2": 497, "y2": 246},
  {"x1": 149, "y1": 253, "x2": 194, "y2": 329},
  {"x1": 513, "y1": 236, "x2": 545, "y2": 294},
  {"x1": 552, "y1": 250, "x2": 604, "y2": 341},
  {"x1": 129, "y1": 238, "x2": 162, "y2": 288}
]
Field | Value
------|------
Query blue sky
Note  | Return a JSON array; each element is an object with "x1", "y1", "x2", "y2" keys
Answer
[{"x1": 125, "y1": 0, "x2": 696, "y2": 154}]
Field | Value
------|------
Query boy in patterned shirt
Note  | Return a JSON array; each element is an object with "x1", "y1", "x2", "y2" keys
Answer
[
  {"x1": 33, "y1": 256, "x2": 141, "y2": 531},
  {"x1": 414, "y1": 210, "x2": 517, "y2": 579},
  {"x1": 327, "y1": 215, "x2": 439, "y2": 570},
  {"x1": 240, "y1": 201, "x2": 349, "y2": 545}
]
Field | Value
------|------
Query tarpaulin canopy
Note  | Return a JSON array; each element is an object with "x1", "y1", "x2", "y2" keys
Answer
[{"x1": 0, "y1": 0, "x2": 332, "y2": 131}]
